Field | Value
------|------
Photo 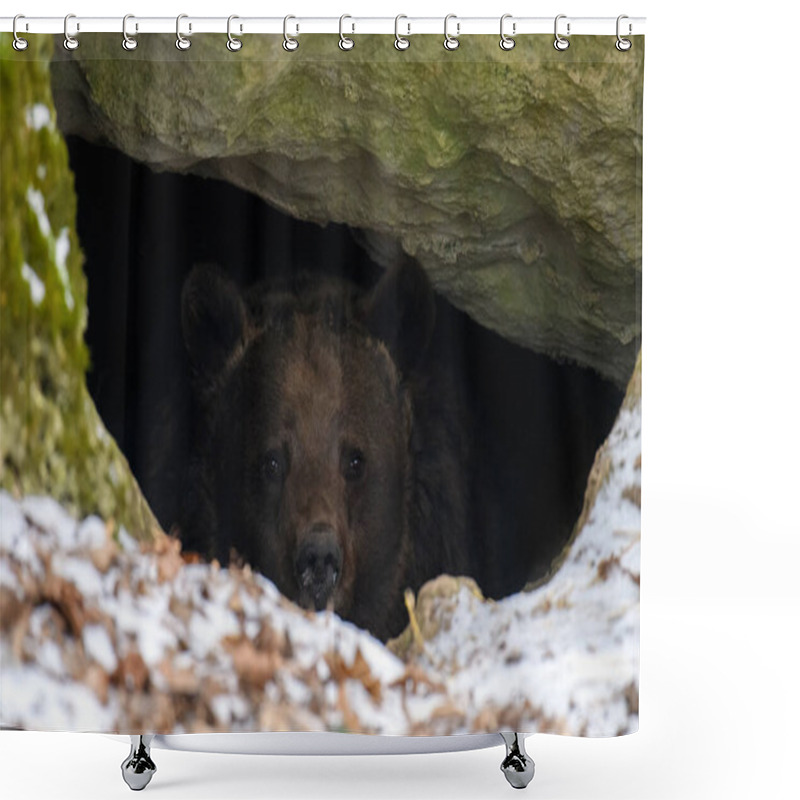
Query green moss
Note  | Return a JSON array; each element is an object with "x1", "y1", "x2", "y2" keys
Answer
[{"x1": 1, "y1": 33, "x2": 159, "y2": 541}]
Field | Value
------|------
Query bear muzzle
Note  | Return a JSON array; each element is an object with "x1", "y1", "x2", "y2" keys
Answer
[{"x1": 294, "y1": 524, "x2": 343, "y2": 612}]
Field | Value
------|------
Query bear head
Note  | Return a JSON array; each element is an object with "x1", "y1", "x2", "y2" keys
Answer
[{"x1": 179, "y1": 260, "x2": 435, "y2": 640}]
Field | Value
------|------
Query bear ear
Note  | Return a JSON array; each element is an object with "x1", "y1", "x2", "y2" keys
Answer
[
  {"x1": 361, "y1": 258, "x2": 436, "y2": 376},
  {"x1": 181, "y1": 264, "x2": 247, "y2": 381}
]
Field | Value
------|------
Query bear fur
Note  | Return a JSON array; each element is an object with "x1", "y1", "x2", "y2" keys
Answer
[{"x1": 178, "y1": 260, "x2": 474, "y2": 641}]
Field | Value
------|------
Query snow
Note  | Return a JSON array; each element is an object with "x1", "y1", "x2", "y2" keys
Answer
[
  {"x1": 54, "y1": 228, "x2": 74, "y2": 310},
  {"x1": 23, "y1": 187, "x2": 75, "y2": 311},
  {"x1": 21, "y1": 263, "x2": 45, "y2": 305},
  {"x1": 127, "y1": 596, "x2": 178, "y2": 669},
  {"x1": 76, "y1": 516, "x2": 108, "y2": 550},
  {"x1": 0, "y1": 645, "x2": 115, "y2": 732},
  {"x1": 188, "y1": 602, "x2": 240, "y2": 661},
  {"x1": 1, "y1": 497, "x2": 43, "y2": 577},
  {"x1": 116, "y1": 527, "x2": 140, "y2": 553},
  {"x1": 36, "y1": 639, "x2": 67, "y2": 679},
  {"x1": 82, "y1": 625, "x2": 118, "y2": 673},
  {"x1": 282, "y1": 673, "x2": 312, "y2": 706},
  {"x1": 210, "y1": 693, "x2": 250, "y2": 727},
  {"x1": 26, "y1": 187, "x2": 51, "y2": 238},
  {"x1": 25, "y1": 103, "x2": 52, "y2": 131},
  {"x1": 52, "y1": 554, "x2": 105, "y2": 598}
]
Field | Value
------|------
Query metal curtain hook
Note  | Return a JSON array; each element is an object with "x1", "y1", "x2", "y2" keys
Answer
[
  {"x1": 339, "y1": 14, "x2": 354, "y2": 50},
  {"x1": 283, "y1": 15, "x2": 299, "y2": 51},
  {"x1": 394, "y1": 14, "x2": 410, "y2": 51},
  {"x1": 176, "y1": 13, "x2": 191, "y2": 50},
  {"x1": 227, "y1": 15, "x2": 243, "y2": 51},
  {"x1": 500, "y1": 14, "x2": 515, "y2": 50},
  {"x1": 122, "y1": 14, "x2": 138, "y2": 51},
  {"x1": 616, "y1": 14, "x2": 632, "y2": 51},
  {"x1": 444, "y1": 14, "x2": 459, "y2": 51},
  {"x1": 64, "y1": 13, "x2": 79, "y2": 50},
  {"x1": 12, "y1": 14, "x2": 29, "y2": 51},
  {"x1": 554, "y1": 14, "x2": 570, "y2": 51}
]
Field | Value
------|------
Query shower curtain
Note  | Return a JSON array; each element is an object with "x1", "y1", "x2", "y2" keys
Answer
[{"x1": 0, "y1": 26, "x2": 642, "y2": 739}]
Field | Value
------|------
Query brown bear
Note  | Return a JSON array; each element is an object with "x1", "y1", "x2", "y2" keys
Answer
[{"x1": 178, "y1": 260, "x2": 474, "y2": 641}]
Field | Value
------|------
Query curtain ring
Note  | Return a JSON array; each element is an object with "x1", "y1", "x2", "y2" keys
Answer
[
  {"x1": 227, "y1": 15, "x2": 243, "y2": 51},
  {"x1": 554, "y1": 14, "x2": 570, "y2": 51},
  {"x1": 394, "y1": 14, "x2": 410, "y2": 51},
  {"x1": 12, "y1": 15, "x2": 29, "y2": 51},
  {"x1": 283, "y1": 15, "x2": 299, "y2": 51},
  {"x1": 616, "y1": 15, "x2": 632, "y2": 51},
  {"x1": 176, "y1": 13, "x2": 191, "y2": 50},
  {"x1": 339, "y1": 14, "x2": 354, "y2": 50},
  {"x1": 122, "y1": 14, "x2": 138, "y2": 51},
  {"x1": 64, "y1": 13, "x2": 79, "y2": 51},
  {"x1": 499, "y1": 14, "x2": 515, "y2": 51},
  {"x1": 443, "y1": 14, "x2": 460, "y2": 51}
]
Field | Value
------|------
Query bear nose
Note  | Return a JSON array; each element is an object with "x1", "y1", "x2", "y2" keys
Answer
[{"x1": 294, "y1": 525, "x2": 342, "y2": 612}]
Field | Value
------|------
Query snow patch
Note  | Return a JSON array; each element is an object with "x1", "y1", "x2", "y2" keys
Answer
[
  {"x1": 35, "y1": 639, "x2": 67, "y2": 679},
  {"x1": 26, "y1": 187, "x2": 51, "y2": 238},
  {"x1": 25, "y1": 104, "x2": 52, "y2": 131},
  {"x1": 52, "y1": 554, "x2": 105, "y2": 598},
  {"x1": 54, "y1": 228, "x2": 74, "y2": 310},
  {"x1": 24, "y1": 187, "x2": 74, "y2": 311},
  {"x1": 82, "y1": 625, "x2": 118, "y2": 672},
  {"x1": 76, "y1": 516, "x2": 108, "y2": 550},
  {"x1": 21, "y1": 263, "x2": 45, "y2": 305},
  {"x1": 0, "y1": 643, "x2": 116, "y2": 732}
]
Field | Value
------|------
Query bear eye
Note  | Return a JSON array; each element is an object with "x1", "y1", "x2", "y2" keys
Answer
[
  {"x1": 261, "y1": 450, "x2": 286, "y2": 482},
  {"x1": 343, "y1": 449, "x2": 366, "y2": 481}
]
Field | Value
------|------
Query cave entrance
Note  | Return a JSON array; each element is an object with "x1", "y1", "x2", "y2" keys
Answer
[{"x1": 64, "y1": 135, "x2": 623, "y2": 602}]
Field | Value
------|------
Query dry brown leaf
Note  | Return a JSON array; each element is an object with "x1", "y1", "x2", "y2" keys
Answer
[
  {"x1": 41, "y1": 573, "x2": 87, "y2": 635},
  {"x1": 112, "y1": 650, "x2": 149, "y2": 692},
  {"x1": 227, "y1": 637, "x2": 278, "y2": 688},
  {"x1": 158, "y1": 658, "x2": 201, "y2": 694},
  {"x1": 89, "y1": 538, "x2": 118, "y2": 573},
  {"x1": 153, "y1": 535, "x2": 184, "y2": 583},
  {"x1": 254, "y1": 622, "x2": 288, "y2": 658},
  {"x1": 228, "y1": 590, "x2": 243, "y2": 614},
  {"x1": 9, "y1": 602, "x2": 33, "y2": 662},
  {"x1": 350, "y1": 648, "x2": 382, "y2": 704},
  {"x1": 84, "y1": 663, "x2": 110, "y2": 705},
  {"x1": 388, "y1": 662, "x2": 446, "y2": 696},
  {"x1": 336, "y1": 683, "x2": 361, "y2": 732},
  {"x1": 0, "y1": 586, "x2": 28, "y2": 633},
  {"x1": 622, "y1": 485, "x2": 641, "y2": 509},
  {"x1": 168, "y1": 595, "x2": 193, "y2": 626}
]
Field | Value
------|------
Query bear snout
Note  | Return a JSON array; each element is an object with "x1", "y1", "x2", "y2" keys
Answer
[{"x1": 294, "y1": 525, "x2": 343, "y2": 612}]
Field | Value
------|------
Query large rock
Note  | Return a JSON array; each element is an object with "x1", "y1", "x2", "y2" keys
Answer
[
  {"x1": 0, "y1": 33, "x2": 160, "y2": 543},
  {"x1": 51, "y1": 34, "x2": 643, "y2": 385}
]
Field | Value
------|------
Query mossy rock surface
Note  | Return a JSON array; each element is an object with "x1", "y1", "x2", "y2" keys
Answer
[
  {"x1": 1, "y1": 33, "x2": 159, "y2": 542},
  {"x1": 51, "y1": 33, "x2": 643, "y2": 385}
]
